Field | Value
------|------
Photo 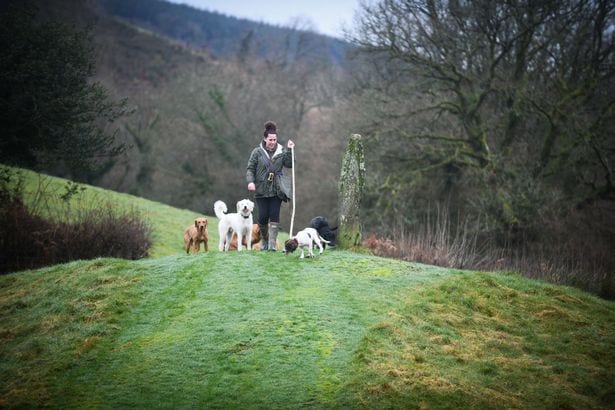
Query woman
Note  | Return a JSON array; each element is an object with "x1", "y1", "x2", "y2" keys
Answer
[{"x1": 246, "y1": 121, "x2": 295, "y2": 251}]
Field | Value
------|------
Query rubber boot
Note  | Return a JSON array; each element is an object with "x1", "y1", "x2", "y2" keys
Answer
[
  {"x1": 268, "y1": 222, "x2": 280, "y2": 251},
  {"x1": 259, "y1": 224, "x2": 269, "y2": 251}
]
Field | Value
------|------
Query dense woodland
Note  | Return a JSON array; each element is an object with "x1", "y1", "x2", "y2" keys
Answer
[{"x1": 1, "y1": 0, "x2": 613, "y2": 295}]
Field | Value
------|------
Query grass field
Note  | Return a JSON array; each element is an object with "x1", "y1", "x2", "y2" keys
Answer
[{"x1": 1, "y1": 169, "x2": 614, "y2": 408}]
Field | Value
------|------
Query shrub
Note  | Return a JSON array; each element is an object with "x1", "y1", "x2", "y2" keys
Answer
[
  {"x1": 0, "y1": 175, "x2": 152, "y2": 274},
  {"x1": 363, "y1": 204, "x2": 614, "y2": 300},
  {"x1": 363, "y1": 206, "x2": 486, "y2": 269}
]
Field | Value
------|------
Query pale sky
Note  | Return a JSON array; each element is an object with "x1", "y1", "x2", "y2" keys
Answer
[{"x1": 166, "y1": 0, "x2": 363, "y2": 39}]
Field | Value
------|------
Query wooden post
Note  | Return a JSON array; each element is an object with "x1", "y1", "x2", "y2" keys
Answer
[
  {"x1": 338, "y1": 134, "x2": 365, "y2": 249},
  {"x1": 289, "y1": 147, "x2": 295, "y2": 236}
]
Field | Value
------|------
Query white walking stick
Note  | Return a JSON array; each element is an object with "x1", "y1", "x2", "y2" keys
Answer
[{"x1": 289, "y1": 146, "x2": 296, "y2": 237}]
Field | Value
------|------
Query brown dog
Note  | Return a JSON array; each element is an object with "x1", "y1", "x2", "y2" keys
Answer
[
  {"x1": 184, "y1": 217, "x2": 209, "y2": 253},
  {"x1": 228, "y1": 224, "x2": 261, "y2": 250},
  {"x1": 227, "y1": 224, "x2": 279, "y2": 251}
]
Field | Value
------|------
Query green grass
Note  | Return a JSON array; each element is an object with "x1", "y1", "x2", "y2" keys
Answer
[
  {"x1": 14, "y1": 168, "x2": 212, "y2": 257},
  {"x1": 1, "y1": 169, "x2": 614, "y2": 408},
  {"x1": 10, "y1": 167, "x2": 290, "y2": 257},
  {"x1": 345, "y1": 272, "x2": 615, "y2": 409}
]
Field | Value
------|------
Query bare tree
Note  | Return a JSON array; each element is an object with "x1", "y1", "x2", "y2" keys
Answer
[{"x1": 347, "y1": 0, "x2": 614, "y2": 240}]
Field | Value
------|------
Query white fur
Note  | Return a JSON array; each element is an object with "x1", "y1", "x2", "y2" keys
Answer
[
  {"x1": 291, "y1": 227, "x2": 330, "y2": 258},
  {"x1": 214, "y1": 199, "x2": 254, "y2": 251}
]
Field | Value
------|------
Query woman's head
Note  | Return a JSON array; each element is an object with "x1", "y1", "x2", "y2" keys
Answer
[
  {"x1": 263, "y1": 121, "x2": 277, "y2": 137},
  {"x1": 263, "y1": 121, "x2": 278, "y2": 151}
]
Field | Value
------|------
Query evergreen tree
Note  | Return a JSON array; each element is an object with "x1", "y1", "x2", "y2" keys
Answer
[{"x1": 0, "y1": 2, "x2": 127, "y2": 179}]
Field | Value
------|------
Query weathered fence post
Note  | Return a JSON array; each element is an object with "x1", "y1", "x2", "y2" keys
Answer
[{"x1": 338, "y1": 134, "x2": 365, "y2": 249}]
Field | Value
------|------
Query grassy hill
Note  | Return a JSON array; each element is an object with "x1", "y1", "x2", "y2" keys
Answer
[
  {"x1": 1, "y1": 171, "x2": 614, "y2": 408},
  {"x1": 14, "y1": 168, "x2": 219, "y2": 257}
]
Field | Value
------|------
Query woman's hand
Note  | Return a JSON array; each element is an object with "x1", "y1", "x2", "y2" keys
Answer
[
  {"x1": 248, "y1": 182, "x2": 256, "y2": 192},
  {"x1": 287, "y1": 139, "x2": 295, "y2": 149}
]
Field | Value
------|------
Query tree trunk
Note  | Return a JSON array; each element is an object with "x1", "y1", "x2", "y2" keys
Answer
[{"x1": 338, "y1": 134, "x2": 365, "y2": 249}]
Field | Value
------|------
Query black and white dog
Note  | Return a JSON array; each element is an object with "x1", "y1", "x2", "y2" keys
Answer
[
  {"x1": 284, "y1": 227, "x2": 331, "y2": 258},
  {"x1": 310, "y1": 216, "x2": 337, "y2": 249}
]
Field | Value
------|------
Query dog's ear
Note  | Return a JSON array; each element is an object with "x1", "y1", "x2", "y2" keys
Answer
[
  {"x1": 194, "y1": 219, "x2": 198, "y2": 227},
  {"x1": 284, "y1": 238, "x2": 297, "y2": 252},
  {"x1": 204, "y1": 218, "x2": 208, "y2": 225}
]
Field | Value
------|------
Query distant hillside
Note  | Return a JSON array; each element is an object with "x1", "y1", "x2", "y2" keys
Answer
[
  {"x1": 26, "y1": 0, "x2": 349, "y2": 229},
  {"x1": 98, "y1": 0, "x2": 352, "y2": 67}
]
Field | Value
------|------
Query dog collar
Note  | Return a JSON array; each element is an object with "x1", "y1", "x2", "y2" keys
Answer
[{"x1": 242, "y1": 215, "x2": 250, "y2": 219}]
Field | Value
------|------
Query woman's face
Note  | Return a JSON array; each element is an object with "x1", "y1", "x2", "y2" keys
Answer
[{"x1": 264, "y1": 133, "x2": 277, "y2": 151}]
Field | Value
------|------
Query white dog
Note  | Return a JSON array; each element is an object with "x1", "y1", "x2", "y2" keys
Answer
[
  {"x1": 214, "y1": 199, "x2": 254, "y2": 251},
  {"x1": 284, "y1": 227, "x2": 330, "y2": 258}
]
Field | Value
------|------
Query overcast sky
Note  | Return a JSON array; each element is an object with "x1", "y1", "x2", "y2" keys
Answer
[{"x1": 166, "y1": 0, "x2": 363, "y2": 39}]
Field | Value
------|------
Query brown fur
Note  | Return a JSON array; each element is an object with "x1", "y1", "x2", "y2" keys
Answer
[
  {"x1": 184, "y1": 217, "x2": 209, "y2": 253},
  {"x1": 284, "y1": 238, "x2": 299, "y2": 253},
  {"x1": 227, "y1": 224, "x2": 279, "y2": 251},
  {"x1": 228, "y1": 224, "x2": 261, "y2": 250}
]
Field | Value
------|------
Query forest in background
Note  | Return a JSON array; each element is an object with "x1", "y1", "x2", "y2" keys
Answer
[
  {"x1": 17, "y1": 0, "x2": 351, "y2": 229},
  {"x1": 97, "y1": 0, "x2": 353, "y2": 230},
  {"x1": 1, "y1": 0, "x2": 613, "y2": 296},
  {"x1": 347, "y1": 0, "x2": 614, "y2": 296}
]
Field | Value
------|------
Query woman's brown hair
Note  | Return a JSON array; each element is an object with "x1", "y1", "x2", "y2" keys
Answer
[{"x1": 263, "y1": 121, "x2": 277, "y2": 137}]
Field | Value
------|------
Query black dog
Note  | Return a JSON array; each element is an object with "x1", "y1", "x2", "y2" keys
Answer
[{"x1": 310, "y1": 216, "x2": 337, "y2": 249}]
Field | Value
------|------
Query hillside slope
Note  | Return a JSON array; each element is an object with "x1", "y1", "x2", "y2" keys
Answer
[
  {"x1": 98, "y1": 0, "x2": 351, "y2": 65},
  {"x1": 14, "y1": 167, "x2": 213, "y2": 257},
  {"x1": 1, "y1": 171, "x2": 614, "y2": 408},
  {"x1": 1, "y1": 253, "x2": 613, "y2": 408}
]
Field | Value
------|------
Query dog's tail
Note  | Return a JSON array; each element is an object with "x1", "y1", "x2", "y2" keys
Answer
[
  {"x1": 307, "y1": 231, "x2": 331, "y2": 245},
  {"x1": 214, "y1": 200, "x2": 227, "y2": 220}
]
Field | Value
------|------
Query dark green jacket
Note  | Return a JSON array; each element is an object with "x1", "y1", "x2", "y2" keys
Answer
[{"x1": 246, "y1": 142, "x2": 293, "y2": 200}]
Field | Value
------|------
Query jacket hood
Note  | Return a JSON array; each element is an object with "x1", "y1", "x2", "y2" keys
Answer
[{"x1": 260, "y1": 142, "x2": 284, "y2": 158}]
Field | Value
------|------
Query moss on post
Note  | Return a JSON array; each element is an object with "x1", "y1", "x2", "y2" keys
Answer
[{"x1": 338, "y1": 134, "x2": 365, "y2": 249}]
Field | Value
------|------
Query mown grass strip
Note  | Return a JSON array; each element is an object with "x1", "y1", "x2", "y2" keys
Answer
[{"x1": 1, "y1": 251, "x2": 446, "y2": 408}]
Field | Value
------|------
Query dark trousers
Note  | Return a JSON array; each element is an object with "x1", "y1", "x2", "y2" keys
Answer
[{"x1": 256, "y1": 197, "x2": 282, "y2": 225}]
